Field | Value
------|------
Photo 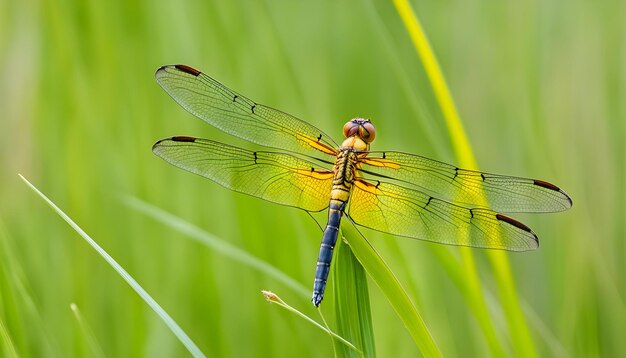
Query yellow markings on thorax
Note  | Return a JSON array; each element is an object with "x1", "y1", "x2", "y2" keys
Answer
[
  {"x1": 328, "y1": 150, "x2": 356, "y2": 202},
  {"x1": 360, "y1": 157, "x2": 401, "y2": 169},
  {"x1": 341, "y1": 137, "x2": 369, "y2": 152},
  {"x1": 297, "y1": 134, "x2": 338, "y2": 156}
]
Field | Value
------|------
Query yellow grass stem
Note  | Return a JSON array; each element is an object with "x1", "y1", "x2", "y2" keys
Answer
[
  {"x1": 392, "y1": 0, "x2": 537, "y2": 356},
  {"x1": 260, "y1": 291, "x2": 360, "y2": 354}
]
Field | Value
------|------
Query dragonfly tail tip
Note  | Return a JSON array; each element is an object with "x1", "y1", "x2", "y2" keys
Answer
[{"x1": 311, "y1": 293, "x2": 323, "y2": 307}]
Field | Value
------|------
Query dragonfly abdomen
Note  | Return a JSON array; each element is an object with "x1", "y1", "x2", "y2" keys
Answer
[
  {"x1": 311, "y1": 150, "x2": 358, "y2": 306},
  {"x1": 312, "y1": 199, "x2": 346, "y2": 306}
]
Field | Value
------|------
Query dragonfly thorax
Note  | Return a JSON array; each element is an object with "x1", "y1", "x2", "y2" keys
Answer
[{"x1": 341, "y1": 136, "x2": 369, "y2": 151}]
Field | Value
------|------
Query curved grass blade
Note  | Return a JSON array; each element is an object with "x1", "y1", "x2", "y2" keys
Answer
[
  {"x1": 391, "y1": 1, "x2": 536, "y2": 355},
  {"x1": 124, "y1": 196, "x2": 309, "y2": 298},
  {"x1": 0, "y1": 315, "x2": 19, "y2": 358},
  {"x1": 0, "y1": 220, "x2": 58, "y2": 355},
  {"x1": 70, "y1": 303, "x2": 106, "y2": 358},
  {"x1": 18, "y1": 174, "x2": 206, "y2": 358},
  {"x1": 261, "y1": 291, "x2": 360, "y2": 354},
  {"x1": 127, "y1": 197, "x2": 364, "y2": 354},
  {"x1": 332, "y1": 237, "x2": 374, "y2": 358},
  {"x1": 342, "y1": 221, "x2": 441, "y2": 357}
]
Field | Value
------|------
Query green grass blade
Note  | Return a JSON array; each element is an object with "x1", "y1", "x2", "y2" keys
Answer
[
  {"x1": 261, "y1": 291, "x2": 360, "y2": 354},
  {"x1": 487, "y1": 253, "x2": 536, "y2": 356},
  {"x1": 0, "y1": 314, "x2": 19, "y2": 358},
  {"x1": 333, "y1": 235, "x2": 374, "y2": 358},
  {"x1": 124, "y1": 196, "x2": 309, "y2": 298},
  {"x1": 0, "y1": 220, "x2": 60, "y2": 355},
  {"x1": 342, "y1": 222, "x2": 441, "y2": 357},
  {"x1": 18, "y1": 174, "x2": 206, "y2": 358},
  {"x1": 392, "y1": 1, "x2": 536, "y2": 355},
  {"x1": 70, "y1": 303, "x2": 106, "y2": 358}
]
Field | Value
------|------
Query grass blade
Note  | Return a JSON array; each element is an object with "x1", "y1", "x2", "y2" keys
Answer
[
  {"x1": 0, "y1": 220, "x2": 58, "y2": 355},
  {"x1": 124, "y1": 196, "x2": 309, "y2": 298},
  {"x1": 333, "y1": 235, "x2": 374, "y2": 358},
  {"x1": 261, "y1": 291, "x2": 360, "y2": 354},
  {"x1": 342, "y1": 222, "x2": 441, "y2": 357},
  {"x1": 18, "y1": 174, "x2": 206, "y2": 358},
  {"x1": 391, "y1": 1, "x2": 536, "y2": 355},
  {"x1": 70, "y1": 303, "x2": 106, "y2": 358},
  {"x1": 0, "y1": 315, "x2": 19, "y2": 358}
]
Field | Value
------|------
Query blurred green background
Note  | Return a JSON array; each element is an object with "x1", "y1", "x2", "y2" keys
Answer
[{"x1": 1, "y1": 0, "x2": 624, "y2": 356}]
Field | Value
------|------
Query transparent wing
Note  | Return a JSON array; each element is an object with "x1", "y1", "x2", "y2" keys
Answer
[
  {"x1": 152, "y1": 136, "x2": 334, "y2": 212},
  {"x1": 348, "y1": 178, "x2": 539, "y2": 251},
  {"x1": 155, "y1": 65, "x2": 339, "y2": 158},
  {"x1": 360, "y1": 151, "x2": 572, "y2": 213}
]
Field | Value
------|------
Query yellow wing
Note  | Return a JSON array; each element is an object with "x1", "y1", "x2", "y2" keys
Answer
[
  {"x1": 155, "y1": 65, "x2": 339, "y2": 158},
  {"x1": 153, "y1": 136, "x2": 334, "y2": 212},
  {"x1": 348, "y1": 178, "x2": 539, "y2": 251},
  {"x1": 360, "y1": 151, "x2": 572, "y2": 213}
]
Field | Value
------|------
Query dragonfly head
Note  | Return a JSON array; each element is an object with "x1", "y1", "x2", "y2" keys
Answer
[{"x1": 343, "y1": 118, "x2": 376, "y2": 144}]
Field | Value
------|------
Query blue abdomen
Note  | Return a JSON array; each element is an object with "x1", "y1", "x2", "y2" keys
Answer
[{"x1": 311, "y1": 200, "x2": 345, "y2": 306}]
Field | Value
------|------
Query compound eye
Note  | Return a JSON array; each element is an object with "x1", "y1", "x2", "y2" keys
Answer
[
  {"x1": 343, "y1": 120, "x2": 359, "y2": 138},
  {"x1": 361, "y1": 122, "x2": 376, "y2": 143}
]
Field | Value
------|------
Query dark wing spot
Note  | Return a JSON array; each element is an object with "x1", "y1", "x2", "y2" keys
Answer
[
  {"x1": 534, "y1": 179, "x2": 573, "y2": 207},
  {"x1": 233, "y1": 95, "x2": 238, "y2": 102},
  {"x1": 453, "y1": 167, "x2": 459, "y2": 179},
  {"x1": 481, "y1": 173, "x2": 486, "y2": 181},
  {"x1": 174, "y1": 64, "x2": 201, "y2": 76},
  {"x1": 533, "y1": 179, "x2": 561, "y2": 192},
  {"x1": 251, "y1": 104, "x2": 256, "y2": 114},
  {"x1": 253, "y1": 152, "x2": 258, "y2": 163},
  {"x1": 469, "y1": 208, "x2": 474, "y2": 218},
  {"x1": 317, "y1": 134, "x2": 322, "y2": 142},
  {"x1": 382, "y1": 152, "x2": 386, "y2": 159},
  {"x1": 171, "y1": 136, "x2": 196, "y2": 142},
  {"x1": 496, "y1": 214, "x2": 531, "y2": 233}
]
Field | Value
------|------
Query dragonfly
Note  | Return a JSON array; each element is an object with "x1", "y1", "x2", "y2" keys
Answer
[{"x1": 152, "y1": 64, "x2": 572, "y2": 307}]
